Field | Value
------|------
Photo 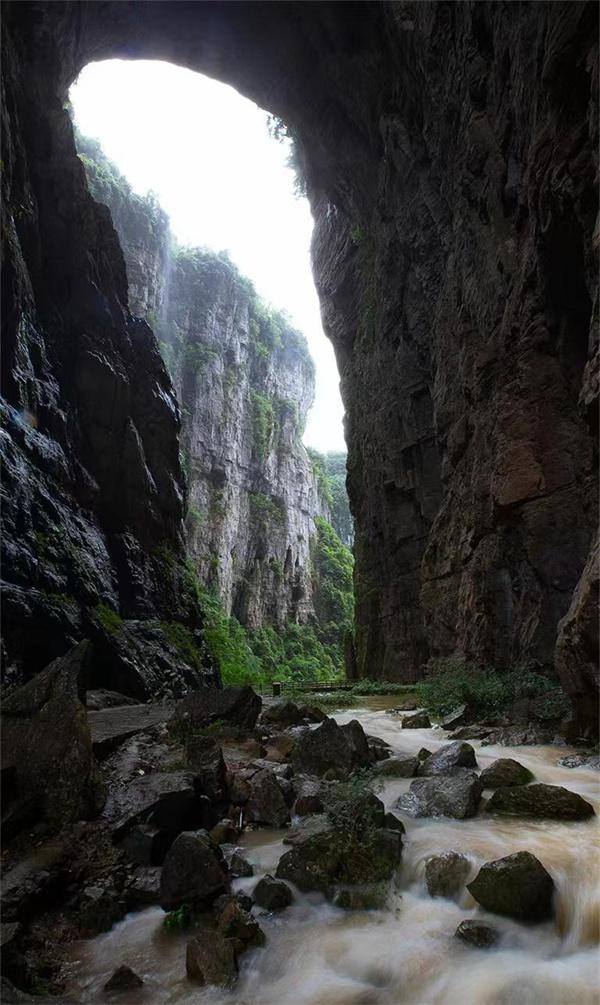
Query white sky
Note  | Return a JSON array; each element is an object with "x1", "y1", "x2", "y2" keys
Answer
[{"x1": 70, "y1": 60, "x2": 345, "y2": 452}]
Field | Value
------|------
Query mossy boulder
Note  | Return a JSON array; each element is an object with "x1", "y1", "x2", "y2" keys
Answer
[{"x1": 485, "y1": 783, "x2": 594, "y2": 820}]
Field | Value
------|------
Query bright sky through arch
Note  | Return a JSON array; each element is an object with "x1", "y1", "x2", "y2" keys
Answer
[{"x1": 70, "y1": 60, "x2": 346, "y2": 452}]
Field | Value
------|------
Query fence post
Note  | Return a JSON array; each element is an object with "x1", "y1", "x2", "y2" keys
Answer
[{"x1": 272, "y1": 682, "x2": 281, "y2": 698}]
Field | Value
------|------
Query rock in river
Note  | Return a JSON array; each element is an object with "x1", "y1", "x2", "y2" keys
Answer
[
  {"x1": 396, "y1": 773, "x2": 482, "y2": 819},
  {"x1": 290, "y1": 718, "x2": 373, "y2": 777},
  {"x1": 276, "y1": 816, "x2": 402, "y2": 895},
  {"x1": 253, "y1": 875, "x2": 293, "y2": 910},
  {"x1": 425, "y1": 852, "x2": 471, "y2": 899},
  {"x1": 419, "y1": 741, "x2": 477, "y2": 776},
  {"x1": 485, "y1": 783, "x2": 594, "y2": 820},
  {"x1": 467, "y1": 851, "x2": 554, "y2": 921},
  {"x1": 454, "y1": 920, "x2": 499, "y2": 949},
  {"x1": 402, "y1": 710, "x2": 431, "y2": 729},
  {"x1": 479, "y1": 758, "x2": 533, "y2": 788},
  {"x1": 160, "y1": 831, "x2": 228, "y2": 911},
  {"x1": 186, "y1": 929, "x2": 238, "y2": 987}
]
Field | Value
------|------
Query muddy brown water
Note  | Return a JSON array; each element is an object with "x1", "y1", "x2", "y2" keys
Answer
[{"x1": 65, "y1": 701, "x2": 600, "y2": 1004}]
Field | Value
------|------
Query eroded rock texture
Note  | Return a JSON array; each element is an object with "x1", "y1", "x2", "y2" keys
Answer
[{"x1": 1, "y1": 2, "x2": 597, "y2": 726}]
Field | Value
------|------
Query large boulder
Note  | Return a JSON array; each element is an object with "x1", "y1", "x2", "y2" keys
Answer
[
  {"x1": 374, "y1": 755, "x2": 419, "y2": 778},
  {"x1": 402, "y1": 710, "x2": 431, "y2": 729},
  {"x1": 479, "y1": 758, "x2": 533, "y2": 788},
  {"x1": 172, "y1": 686, "x2": 261, "y2": 734},
  {"x1": 467, "y1": 852, "x2": 555, "y2": 921},
  {"x1": 185, "y1": 737, "x2": 228, "y2": 803},
  {"x1": 253, "y1": 875, "x2": 293, "y2": 910},
  {"x1": 419, "y1": 741, "x2": 477, "y2": 776},
  {"x1": 396, "y1": 772, "x2": 482, "y2": 819},
  {"x1": 245, "y1": 769, "x2": 290, "y2": 827},
  {"x1": 186, "y1": 930, "x2": 238, "y2": 987},
  {"x1": 425, "y1": 852, "x2": 471, "y2": 899},
  {"x1": 276, "y1": 816, "x2": 402, "y2": 895},
  {"x1": 1, "y1": 642, "x2": 105, "y2": 831},
  {"x1": 261, "y1": 701, "x2": 304, "y2": 727},
  {"x1": 160, "y1": 831, "x2": 228, "y2": 911},
  {"x1": 290, "y1": 718, "x2": 372, "y2": 777},
  {"x1": 440, "y1": 705, "x2": 473, "y2": 731},
  {"x1": 485, "y1": 783, "x2": 594, "y2": 820},
  {"x1": 216, "y1": 898, "x2": 265, "y2": 949},
  {"x1": 293, "y1": 777, "x2": 324, "y2": 817}
]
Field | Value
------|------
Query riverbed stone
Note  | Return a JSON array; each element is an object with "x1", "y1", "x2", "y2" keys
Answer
[
  {"x1": 298, "y1": 705, "x2": 327, "y2": 723},
  {"x1": 185, "y1": 738, "x2": 228, "y2": 802},
  {"x1": 374, "y1": 755, "x2": 419, "y2": 778},
  {"x1": 485, "y1": 783, "x2": 594, "y2": 820},
  {"x1": 245, "y1": 768, "x2": 290, "y2": 827},
  {"x1": 261, "y1": 701, "x2": 304, "y2": 727},
  {"x1": 216, "y1": 899, "x2": 265, "y2": 948},
  {"x1": 253, "y1": 875, "x2": 293, "y2": 910},
  {"x1": 186, "y1": 930, "x2": 238, "y2": 987},
  {"x1": 160, "y1": 831, "x2": 228, "y2": 911},
  {"x1": 449, "y1": 726, "x2": 493, "y2": 741},
  {"x1": 332, "y1": 882, "x2": 388, "y2": 910},
  {"x1": 229, "y1": 852, "x2": 254, "y2": 878},
  {"x1": 425, "y1": 852, "x2": 471, "y2": 899},
  {"x1": 419, "y1": 741, "x2": 477, "y2": 776},
  {"x1": 402, "y1": 710, "x2": 431, "y2": 729},
  {"x1": 104, "y1": 965, "x2": 144, "y2": 991},
  {"x1": 480, "y1": 758, "x2": 534, "y2": 788},
  {"x1": 396, "y1": 772, "x2": 482, "y2": 819},
  {"x1": 276, "y1": 818, "x2": 402, "y2": 894},
  {"x1": 440, "y1": 705, "x2": 473, "y2": 731},
  {"x1": 454, "y1": 920, "x2": 499, "y2": 948},
  {"x1": 290, "y1": 718, "x2": 373, "y2": 777},
  {"x1": 467, "y1": 852, "x2": 555, "y2": 921},
  {"x1": 294, "y1": 777, "x2": 324, "y2": 817}
]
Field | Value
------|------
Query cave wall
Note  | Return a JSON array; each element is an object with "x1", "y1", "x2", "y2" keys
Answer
[{"x1": 2, "y1": 1, "x2": 597, "y2": 724}]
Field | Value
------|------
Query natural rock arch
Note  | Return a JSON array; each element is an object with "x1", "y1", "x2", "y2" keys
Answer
[{"x1": 2, "y1": 1, "x2": 597, "y2": 728}]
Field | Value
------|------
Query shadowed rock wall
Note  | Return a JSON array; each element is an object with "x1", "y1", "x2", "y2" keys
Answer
[{"x1": 2, "y1": 1, "x2": 597, "y2": 727}]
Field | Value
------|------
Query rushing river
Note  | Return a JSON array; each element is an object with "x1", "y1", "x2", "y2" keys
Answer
[{"x1": 66, "y1": 703, "x2": 600, "y2": 1004}]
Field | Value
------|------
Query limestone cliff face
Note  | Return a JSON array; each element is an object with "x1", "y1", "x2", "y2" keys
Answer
[
  {"x1": 167, "y1": 252, "x2": 330, "y2": 628},
  {"x1": 77, "y1": 138, "x2": 331, "y2": 629},
  {"x1": 2, "y1": 1, "x2": 598, "y2": 729}
]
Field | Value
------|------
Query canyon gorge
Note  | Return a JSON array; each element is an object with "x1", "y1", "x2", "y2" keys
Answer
[{"x1": 1, "y1": 2, "x2": 598, "y2": 1003}]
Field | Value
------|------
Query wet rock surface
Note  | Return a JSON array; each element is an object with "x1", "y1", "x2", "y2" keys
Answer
[
  {"x1": 104, "y1": 965, "x2": 144, "y2": 991},
  {"x1": 401, "y1": 711, "x2": 431, "y2": 729},
  {"x1": 159, "y1": 831, "x2": 228, "y2": 911},
  {"x1": 186, "y1": 930, "x2": 238, "y2": 987},
  {"x1": 467, "y1": 851, "x2": 555, "y2": 922},
  {"x1": 253, "y1": 875, "x2": 293, "y2": 911},
  {"x1": 485, "y1": 783, "x2": 595, "y2": 820},
  {"x1": 479, "y1": 758, "x2": 534, "y2": 788},
  {"x1": 455, "y1": 920, "x2": 499, "y2": 949},
  {"x1": 396, "y1": 773, "x2": 483, "y2": 819},
  {"x1": 425, "y1": 852, "x2": 471, "y2": 900},
  {"x1": 290, "y1": 718, "x2": 373, "y2": 777},
  {"x1": 419, "y1": 741, "x2": 478, "y2": 777}
]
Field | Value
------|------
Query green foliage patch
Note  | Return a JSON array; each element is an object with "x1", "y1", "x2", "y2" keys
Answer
[
  {"x1": 94, "y1": 603, "x2": 122, "y2": 635},
  {"x1": 415, "y1": 657, "x2": 559, "y2": 719}
]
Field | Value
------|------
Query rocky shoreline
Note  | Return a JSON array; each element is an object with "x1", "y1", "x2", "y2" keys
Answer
[{"x1": 1, "y1": 648, "x2": 597, "y2": 1000}]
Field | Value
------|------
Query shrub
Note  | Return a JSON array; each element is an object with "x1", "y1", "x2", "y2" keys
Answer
[
  {"x1": 94, "y1": 603, "x2": 122, "y2": 635},
  {"x1": 415, "y1": 657, "x2": 559, "y2": 719}
]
